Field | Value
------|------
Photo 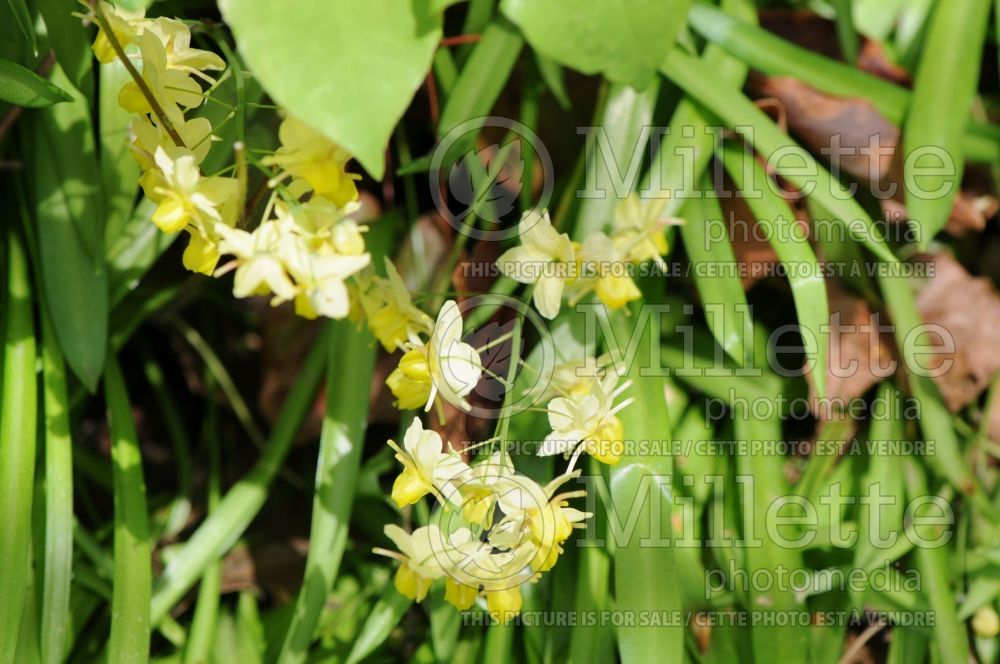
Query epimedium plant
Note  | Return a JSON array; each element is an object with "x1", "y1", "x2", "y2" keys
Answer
[{"x1": 1, "y1": 0, "x2": 1000, "y2": 663}]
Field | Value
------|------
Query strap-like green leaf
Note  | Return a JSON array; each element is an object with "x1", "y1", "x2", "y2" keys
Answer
[
  {"x1": 0, "y1": 58, "x2": 71, "y2": 107},
  {"x1": 904, "y1": 0, "x2": 992, "y2": 247}
]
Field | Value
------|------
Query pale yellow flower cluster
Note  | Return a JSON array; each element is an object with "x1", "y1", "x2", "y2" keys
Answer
[
  {"x1": 90, "y1": 3, "x2": 641, "y2": 624},
  {"x1": 376, "y1": 418, "x2": 590, "y2": 622},
  {"x1": 91, "y1": 3, "x2": 369, "y2": 319},
  {"x1": 89, "y1": 2, "x2": 235, "y2": 274},
  {"x1": 498, "y1": 195, "x2": 680, "y2": 318}
]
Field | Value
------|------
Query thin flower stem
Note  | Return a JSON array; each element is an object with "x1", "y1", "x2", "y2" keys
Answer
[
  {"x1": 92, "y1": 2, "x2": 186, "y2": 147},
  {"x1": 234, "y1": 141, "x2": 248, "y2": 225},
  {"x1": 476, "y1": 331, "x2": 514, "y2": 353},
  {"x1": 493, "y1": 314, "x2": 523, "y2": 460}
]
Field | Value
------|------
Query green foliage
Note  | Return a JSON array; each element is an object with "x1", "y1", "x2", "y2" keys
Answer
[
  {"x1": 220, "y1": 0, "x2": 445, "y2": 178},
  {"x1": 30, "y1": 65, "x2": 108, "y2": 391},
  {"x1": 0, "y1": 59, "x2": 71, "y2": 106},
  {"x1": 2, "y1": 1, "x2": 1000, "y2": 662},
  {"x1": 501, "y1": 0, "x2": 690, "y2": 89}
]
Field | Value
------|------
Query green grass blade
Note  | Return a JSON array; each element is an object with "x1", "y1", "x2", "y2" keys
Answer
[
  {"x1": 644, "y1": 0, "x2": 755, "y2": 363},
  {"x1": 679, "y1": 181, "x2": 753, "y2": 366},
  {"x1": 660, "y1": 50, "x2": 897, "y2": 265},
  {"x1": 34, "y1": 0, "x2": 93, "y2": 96},
  {"x1": 904, "y1": 459, "x2": 970, "y2": 663},
  {"x1": 733, "y1": 403, "x2": 808, "y2": 664},
  {"x1": 0, "y1": 229, "x2": 38, "y2": 664},
  {"x1": 150, "y1": 325, "x2": 331, "y2": 623},
  {"x1": 482, "y1": 623, "x2": 515, "y2": 664},
  {"x1": 608, "y1": 308, "x2": 681, "y2": 664},
  {"x1": 343, "y1": 585, "x2": 412, "y2": 664},
  {"x1": 104, "y1": 357, "x2": 152, "y2": 664},
  {"x1": 721, "y1": 140, "x2": 830, "y2": 402},
  {"x1": 575, "y1": 80, "x2": 659, "y2": 238},
  {"x1": 276, "y1": 319, "x2": 380, "y2": 663},
  {"x1": 182, "y1": 387, "x2": 221, "y2": 664},
  {"x1": 99, "y1": 59, "x2": 141, "y2": 249},
  {"x1": 903, "y1": 0, "x2": 992, "y2": 248},
  {"x1": 686, "y1": 4, "x2": 999, "y2": 163},
  {"x1": 830, "y1": 0, "x2": 859, "y2": 62},
  {"x1": 877, "y1": 272, "x2": 979, "y2": 499},
  {"x1": 140, "y1": 353, "x2": 192, "y2": 539},
  {"x1": 852, "y1": 383, "x2": 906, "y2": 574},
  {"x1": 39, "y1": 311, "x2": 73, "y2": 664},
  {"x1": 3, "y1": 0, "x2": 36, "y2": 55},
  {"x1": 437, "y1": 17, "x2": 524, "y2": 138}
]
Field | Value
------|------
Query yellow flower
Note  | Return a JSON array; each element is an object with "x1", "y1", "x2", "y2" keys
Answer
[
  {"x1": 532, "y1": 354, "x2": 612, "y2": 403},
  {"x1": 385, "y1": 417, "x2": 470, "y2": 508},
  {"x1": 150, "y1": 146, "x2": 238, "y2": 234},
  {"x1": 973, "y1": 607, "x2": 1000, "y2": 638},
  {"x1": 611, "y1": 193, "x2": 677, "y2": 265},
  {"x1": 456, "y1": 453, "x2": 514, "y2": 527},
  {"x1": 496, "y1": 209, "x2": 575, "y2": 319},
  {"x1": 181, "y1": 228, "x2": 221, "y2": 275},
  {"x1": 494, "y1": 472, "x2": 589, "y2": 573},
  {"x1": 571, "y1": 232, "x2": 642, "y2": 311},
  {"x1": 273, "y1": 196, "x2": 367, "y2": 255},
  {"x1": 262, "y1": 116, "x2": 360, "y2": 206},
  {"x1": 381, "y1": 524, "x2": 449, "y2": 602},
  {"x1": 118, "y1": 32, "x2": 204, "y2": 114},
  {"x1": 595, "y1": 271, "x2": 642, "y2": 310},
  {"x1": 386, "y1": 300, "x2": 482, "y2": 414},
  {"x1": 284, "y1": 248, "x2": 371, "y2": 320},
  {"x1": 214, "y1": 222, "x2": 298, "y2": 303},
  {"x1": 426, "y1": 300, "x2": 483, "y2": 413},
  {"x1": 360, "y1": 258, "x2": 433, "y2": 352},
  {"x1": 90, "y1": 1, "x2": 140, "y2": 64},
  {"x1": 485, "y1": 587, "x2": 522, "y2": 622},
  {"x1": 444, "y1": 578, "x2": 478, "y2": 610},
  {"x1": 386, "y1": 346, "x2": 433, "y2": 410},
  {"x1": 539, "y1": 373, "x2": 633, "y2": 466},
  {"x1": 130, "y1": 114, "x2": 213, "y2": 171},
  {"x1": 134, "y1": 17, "x2": 225, "y2": 80}
]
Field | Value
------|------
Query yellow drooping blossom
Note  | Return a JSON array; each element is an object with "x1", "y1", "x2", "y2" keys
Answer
[
  {"x1": 495, "y1": 193, "x2": 679, "y2": 317},
  {"x1": 377, "y1": 423, "x2": 593, "y2": 622},
  {"x1": 263, "y1": 116, "x2": 361, "y2": 207},
  {"x1": 497, "y1": 209, "x2": 576, "y2": 319},
  {"x1": 386, "y1": 300, "x2": 483, "y2": 414},
  {"x1": 149, "y1": 147, "x2": 238, "y2": 234},
  {"x1": 359, "y1": 258, "x2": 434, "y2": 352},
  {"x1": 214, "y1": 222, "x2": 299, "y2": 303},
  {"x1": 539, "y1": 371, "x2": 634, "y2": 466},
  {"x1": 89, "y1": 1, "x2": 140, "y2": 64},
  {"x1": 130, "y1": 114, "x2": 213, "y2": 172},
  {"x1": 118, "y1": 31, "x2": 207, "y2": 114},
  {"x1": 379, "y1": 524, "x2": 449, "y2": 602},
  {"x1": 91, "y1": 3, "x2": 372, "y2": 320},
  {"x1": 494, "y1": 472, "x2": 590, "y2": 573},
  {"x1": 611, "y1": 193, "x2": 679, "y2": 266},
  {"x1": 133, "y1": 16, "x2": 226, "y2": 80},
  {"x1": 385, "y1": 417, "x2": 470, "y2": 508},
  {"x1": 532, "y1": 354, "x2": 613, "y2": 403},
  {"x1": 570, "y1": 231, "x2": 643, "y2": 311}
]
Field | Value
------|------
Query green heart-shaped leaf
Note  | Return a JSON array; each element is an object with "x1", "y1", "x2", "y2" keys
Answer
[{"x1": 220, "y1": 0, "x2": 443, "y2": 179}]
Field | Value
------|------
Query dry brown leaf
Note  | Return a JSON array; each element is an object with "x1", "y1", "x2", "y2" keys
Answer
[
  {"x1": 916, "y1": 253, "x2": 1000, "y2": 412},
  {"x1": 747, "y1": 73, "x2": 900, "y2": 185},
  {"x1": 807, "y1": 281, "x2": 897, "y2": 420}
]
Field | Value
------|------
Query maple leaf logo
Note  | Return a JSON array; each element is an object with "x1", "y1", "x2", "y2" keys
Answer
[{"x1": 447, "y1": 139, "x2": 525, "y2": 223}]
